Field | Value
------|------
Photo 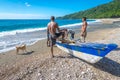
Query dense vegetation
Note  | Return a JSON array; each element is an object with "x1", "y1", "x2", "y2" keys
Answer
[{"x1": 57, "y1": 0, "x2": 120, "y2": 19}]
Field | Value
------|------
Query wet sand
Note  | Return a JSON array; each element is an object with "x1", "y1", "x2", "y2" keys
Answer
[{"x1": 0, "y1": 20, "x2": 120, "y2": 80}]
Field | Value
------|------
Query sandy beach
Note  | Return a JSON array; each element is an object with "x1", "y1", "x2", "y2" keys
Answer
[
  {"x1": 0, "y1": 19, "x2": 120, "y2": 80},
  {"x1": 99, "y1": 18, "x2": 120, "y2": 24}
]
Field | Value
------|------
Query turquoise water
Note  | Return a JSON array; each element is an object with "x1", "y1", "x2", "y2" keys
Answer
[
  {"x1": 0, "y1": 19, "x2": 94, "y2": 32},
  {"x1": 0, "y1": 19, "x2": 95, "y2": 53}
]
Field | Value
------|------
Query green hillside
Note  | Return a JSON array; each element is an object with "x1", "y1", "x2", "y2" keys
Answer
[{"x1": 57, "y1": 0, "x2": 120, "y2": 19}]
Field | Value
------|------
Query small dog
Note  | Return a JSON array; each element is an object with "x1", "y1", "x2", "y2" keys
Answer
[{"x1": 16, "y1": 44, "x2": 27, "y2": 54}]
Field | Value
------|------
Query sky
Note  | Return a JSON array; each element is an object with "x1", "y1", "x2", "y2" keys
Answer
[{"x1": 0, "y1": 0, "x2": 113, "y2": 19}]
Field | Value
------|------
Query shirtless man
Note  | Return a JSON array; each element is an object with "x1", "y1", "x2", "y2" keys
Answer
[
  {"x1": 47, "y1": 16, "x2": 63, "y2": 58},
  {"x1": 80, "y1": 17, "x2": 87, "y2": 42}
]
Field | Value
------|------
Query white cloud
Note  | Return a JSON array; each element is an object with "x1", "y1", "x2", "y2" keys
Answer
[{"x1": 25, "y1": 2, "x2": 31, "y2": 7}]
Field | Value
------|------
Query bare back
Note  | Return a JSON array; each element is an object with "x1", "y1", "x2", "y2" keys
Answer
[{"x1": 47, "y1": 21, "x2": 59, "y2": 35}]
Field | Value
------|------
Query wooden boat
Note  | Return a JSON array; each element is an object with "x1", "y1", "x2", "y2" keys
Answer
[{"x1": 56, "y1": 41, "x2": 117, "y2": 63}]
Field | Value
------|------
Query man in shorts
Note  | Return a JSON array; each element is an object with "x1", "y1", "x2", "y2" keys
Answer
[
  {"x1": 47, "y1": 16, "x2": 64, "y2": 58},
  {"x1": 80, "y1": 17, "x2": 87, "y2": 42}
]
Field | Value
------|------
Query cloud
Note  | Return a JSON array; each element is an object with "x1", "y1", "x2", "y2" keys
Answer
[{"x1": 25, "y1": 2, "x2": 31, "y2": 7}]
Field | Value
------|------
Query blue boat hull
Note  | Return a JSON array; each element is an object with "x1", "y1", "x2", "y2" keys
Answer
[{"x1": 56, "y1": 42, "x2": 117, "y2": 63}]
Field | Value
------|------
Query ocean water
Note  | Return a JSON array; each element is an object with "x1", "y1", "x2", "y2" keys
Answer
[{"x1": 0, "y1": 19, "x2": 95, "y2": 53}]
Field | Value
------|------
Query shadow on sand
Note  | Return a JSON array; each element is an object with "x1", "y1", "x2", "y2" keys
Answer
[
  {"x1": 79, "y1": 57, "x2": 120, "y2": 77},
  {"x1": 55, "y1": 54, "x2": 74, "y2": 59},
  {"x1": 59, "y1": 46, "x2": 120, "y2": 77},
  {"x1": 21, "y1": 51, "x2": 34, "y2": 55},
  {"x1": 114, "y1": 47, "x2": 120, "y2": 51},
  {"x1": 56, "y1": 53, "x2": 120, "y2": 77},
  {"x1": 93, "y1": 57, "x2": 120, "y2": 77}
]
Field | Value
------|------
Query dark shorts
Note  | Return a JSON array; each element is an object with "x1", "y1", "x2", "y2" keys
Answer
[
  {"x1": 82, "y1": 31, "x2": 87, "y2": 38},
  {"x1": 50, "y1": 32, "x2": 63, "y2": 46}
]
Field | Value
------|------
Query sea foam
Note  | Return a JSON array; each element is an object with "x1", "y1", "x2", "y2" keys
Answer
[{"x1": 0, "y1": 20, "x2": 97, "y2": 37}]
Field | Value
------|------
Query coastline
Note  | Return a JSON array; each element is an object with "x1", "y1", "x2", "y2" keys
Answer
[
  {"x1": 0, "y1": 19, "x2": 96, "y2": 53},
  {"x1": 0, "y1": 19, "x2": 120, "y2": 80},
  {"x1": 97, "y1": 18, "x2": 120, "y2": 24},
  {"x1": 0, "y1": 18, "x2": 114, "y2": 54},
  {"x1": 0, "y1": 19, "x2": 106, "y2": 53}
]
